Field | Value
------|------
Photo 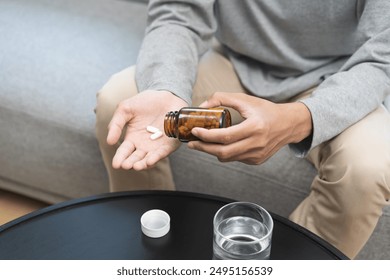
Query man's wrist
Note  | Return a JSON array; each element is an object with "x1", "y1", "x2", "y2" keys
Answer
[{"x1": 285, "y1": 102, "x2": 313, "y2": 144}]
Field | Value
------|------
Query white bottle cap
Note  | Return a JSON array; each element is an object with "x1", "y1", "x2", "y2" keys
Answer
[{"x1": 140, "y1": 209, "x2": 170, "y2": 238}]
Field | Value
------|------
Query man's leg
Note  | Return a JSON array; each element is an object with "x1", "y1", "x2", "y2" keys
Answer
[
  {"x1": 290, "y1": 105, "x2": 390, "y2": 258},
  {"x1": 95, "y1": 47, "x2": 247, "y2": 192}
]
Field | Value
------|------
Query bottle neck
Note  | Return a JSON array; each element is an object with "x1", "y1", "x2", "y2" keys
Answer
[{"x1": 164, "y1": 111, "x2": 179, "y2": 138}]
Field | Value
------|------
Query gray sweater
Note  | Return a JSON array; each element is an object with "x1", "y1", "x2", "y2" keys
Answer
[{"x1": 136, "y1": 0, "x2": 390, "y2": 155}]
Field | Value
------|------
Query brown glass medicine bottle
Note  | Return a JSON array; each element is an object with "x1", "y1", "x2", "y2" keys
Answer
[{"x1": 164, "y1": 107, "x2": 232, "y2": 142}]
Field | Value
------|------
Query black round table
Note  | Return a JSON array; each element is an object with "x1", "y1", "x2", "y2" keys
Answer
[{"x1": 0, "y1": 191, "x2": 347, "y2": 260}]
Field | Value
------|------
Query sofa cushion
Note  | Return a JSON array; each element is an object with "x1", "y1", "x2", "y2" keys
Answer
[{"x1": 0, "y1": 0, "x2": 147, "y2": 202}]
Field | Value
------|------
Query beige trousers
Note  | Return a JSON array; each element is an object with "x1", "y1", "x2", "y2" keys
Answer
[{"x1": 95, "y1": 48, "x2": 390, "y2": 259}]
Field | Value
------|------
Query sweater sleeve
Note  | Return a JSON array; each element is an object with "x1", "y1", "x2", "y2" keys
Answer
[
  {"x1": 290, "y1": 0, "x2": 390, "y2": 157},
  {"x1": 135, "y1": 0, "x2": 217, "y2": 105}
]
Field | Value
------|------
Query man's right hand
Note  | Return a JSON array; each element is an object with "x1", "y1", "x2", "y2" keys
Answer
[{"x1": 107, "y1": 90, "x2": 187, "y2": 171}]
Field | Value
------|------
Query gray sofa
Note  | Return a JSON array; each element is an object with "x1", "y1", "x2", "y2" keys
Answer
[{"x1": 0, "y1": 0, "x2": 389, "y2": 259}]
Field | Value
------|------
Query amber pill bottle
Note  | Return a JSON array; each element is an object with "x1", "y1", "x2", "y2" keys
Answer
[{"x1": 164, "y1": 107, "x2": 232, "y2": 142}]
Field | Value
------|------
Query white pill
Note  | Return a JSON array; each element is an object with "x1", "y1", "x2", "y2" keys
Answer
[
  {"x1": 146, "y1": 125, "x2": 160, "y2": 133},
  {"x1": 150, "y1": 131, "x2": 163, "y2": 140}
]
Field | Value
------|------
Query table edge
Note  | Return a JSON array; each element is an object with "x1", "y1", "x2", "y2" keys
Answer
[
  {"x1": 0, "y1": 190, "x2": 348, "y2": 260},
  {"x1": 0, "y1": 191, "x2": 234, "y2": 231}
]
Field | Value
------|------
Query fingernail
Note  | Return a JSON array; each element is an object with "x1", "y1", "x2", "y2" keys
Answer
[{"x1": 191, "y1": 128, "x2": 199, "y2": 137}]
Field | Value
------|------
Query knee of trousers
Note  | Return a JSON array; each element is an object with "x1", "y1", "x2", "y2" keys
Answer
[
  {"x1": 317, "y1": 139, "x2": 390, "y2": 215},
  {"x1": 95, "y1": 80, "x2": 118, "y2": 146},
  {"x1": 95, "y1": 67, "x2": 137, "y2": 144}
]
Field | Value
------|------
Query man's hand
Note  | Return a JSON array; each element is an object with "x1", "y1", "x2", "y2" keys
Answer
[
  {"x1": 107, "y1": 90, "x2": 187, "y2": 170},
  {"x1": 187, "y1": 92, "x2": 312, "y2": 165}
]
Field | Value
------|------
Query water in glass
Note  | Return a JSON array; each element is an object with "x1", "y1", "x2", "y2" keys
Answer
[{"x1": 213, "y1": 216, "x2": 271, "y2": 260}]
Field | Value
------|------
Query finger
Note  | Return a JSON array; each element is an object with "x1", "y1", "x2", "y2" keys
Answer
[
  {"x1": 189, "y1": 137, "x2": 263, "y2": 163},
  {"x1": 191, "y1": 121, "x2": 252, "y2": 144},
  {"x1": 132, "y1": 148, "x2": 168, "y2": 171},
  {"x1": 203, "y1": 92, "x2": 247, "y2": 112},
  {"x1": 107, "y1": 106, "x2": 134, "y2": 145},
  {"x1": 188, "y1": 140, "x2": 247, "y2": 162},
  {"x1": 188, "y1": 140, "x2": 221, "y2": 156},
  {"x1": 132, "y1": 159, "x2": 148, "y2": 171},
  {"x1": 121, "y1": 149, "x2": 147, "y2": 170},
  {"x1": 112, "y1": 141, "x2": 136, "y2": 169},
  {"x1": 198, "y1": 100, "x2": 208, "y2": 108},
  {"x1": 144, "y1": 145, "x2": 172, "y2": 167},
  {"x1": 236, "y1": 142, "x2": 280, "y2": 165}
]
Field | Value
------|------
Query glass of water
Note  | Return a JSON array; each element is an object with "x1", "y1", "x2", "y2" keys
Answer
[{"x1": 213, "y1": 202, "x2": 273, "y2": 260}]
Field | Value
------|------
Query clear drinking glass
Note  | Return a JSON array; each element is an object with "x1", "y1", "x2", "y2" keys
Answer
[{"x1": 213, "y1": 202, "x2": 274, "y2": 260}]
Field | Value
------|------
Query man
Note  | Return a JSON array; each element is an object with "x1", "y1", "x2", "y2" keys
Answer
[{"x1": 95, "y1": 0, "x2": 390, "y2": 258}]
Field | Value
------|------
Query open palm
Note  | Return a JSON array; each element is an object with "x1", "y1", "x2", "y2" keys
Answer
[{"x1": 107, "y1": 90, "x2": 187, "y2": 170}]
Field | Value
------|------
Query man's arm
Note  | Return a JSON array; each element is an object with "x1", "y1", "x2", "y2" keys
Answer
[
  {"x1": 292, "y1": 0, "x2": 390, "y2": 156},
  {"x1": 106, "y1": 1, "x2": 217, "y2": 170},
  {"x1": 136, "y1": 0, "x2": 217, "y2": 105}
]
